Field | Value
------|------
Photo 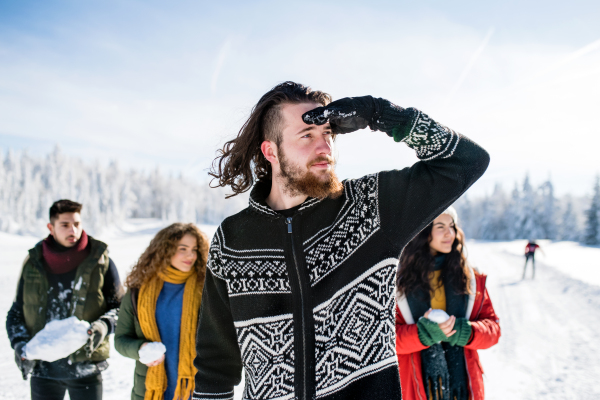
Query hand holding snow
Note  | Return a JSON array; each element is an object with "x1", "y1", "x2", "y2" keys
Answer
[
  {"x1": 138, "y1": 342, "x2": 166, "y2": 364},
  {"x1": 24, "y1": 316, "x2": 91, "y2": 362},
  {"x1": 427, "y1": 309, "x2": 450, "y2": 324}
]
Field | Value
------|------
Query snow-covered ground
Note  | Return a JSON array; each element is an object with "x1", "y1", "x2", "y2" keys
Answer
[
  {"x1": 467, "y1": 239, "x2": 600, "y2": 399},
  {"x1": 1, "y1": 223, "x2": 599, "y2": 399},
  {"x1": 0, "y1": 219, "x2": 221, "y2": 400}
]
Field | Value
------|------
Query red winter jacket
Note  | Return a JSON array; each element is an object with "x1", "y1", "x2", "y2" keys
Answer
[{"x1": 395, "y1": 268, "x2": 500, "y2": 400}]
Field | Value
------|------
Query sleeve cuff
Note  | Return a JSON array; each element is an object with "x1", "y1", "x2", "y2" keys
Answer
[
  {"x1": 192, "y1": 390, "x2": 235, "y2": 400},
  {"x1": 455, "y1": 319, "x2": 473, "y2": 347}
]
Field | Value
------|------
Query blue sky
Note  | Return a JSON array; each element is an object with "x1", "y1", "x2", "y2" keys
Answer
[{"x1": 1, "y1": 0, "x2": 599, "y2": 196}]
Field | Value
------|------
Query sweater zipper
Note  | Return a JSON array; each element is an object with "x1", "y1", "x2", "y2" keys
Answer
[{"x1": 287, "y1": 217, "x2": 308, "y2": 400}]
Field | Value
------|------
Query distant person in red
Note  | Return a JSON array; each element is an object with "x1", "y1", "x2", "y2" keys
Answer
[{"x1": 523, "y1": 240, "x2": 544, "y2": 279}]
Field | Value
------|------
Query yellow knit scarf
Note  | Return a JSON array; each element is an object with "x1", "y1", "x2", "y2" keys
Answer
[{"x1": 138, "y1": 266, "x2": 203, "y2": 400}]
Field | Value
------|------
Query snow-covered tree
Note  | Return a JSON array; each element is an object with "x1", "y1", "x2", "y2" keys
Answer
[
  {"x1": 503, "y1": 183, "x2": 522, "y2": 240},
  {"x1": 453, "y1": 195, "x2": 475, "y2": 238},
  {"x1": 583, "y1": 176, "x2": 600, "y2": 245},
  {"x1": 452, "y1": 174, "x2": 586, "y2": 242},
  {"x1": 0, "y1": 146, "x2": 247, "y2": 236},
  {"x1": 560, "y1": 198, "x2": 580, "y2": 241},
  {"x1": 489, "y1": 184, "x2": 510, "y2": 240},
  {"x1": 539, "y1": 178, "x2": 557, "y2": 240},
  {"x1": 518, "y1": 174, "x2": 545, "y2": 240}
]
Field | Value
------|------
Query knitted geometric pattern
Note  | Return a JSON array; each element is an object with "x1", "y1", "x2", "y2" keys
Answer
[
  {"x1": 313, "y1": 258, "x2": 398, "y2": 397},
  {"x1": 235, "y1": 314, "x2": 295, "y2": 400},
  {"x1": 193, "y1": 107, "x2": 490, "y2": 400},
  {"x1": 393, "y1": 108, "x2": 460, "y2": 161},
  {"x1": 207, "y1": 237, "x2": 290, "y2": 297},
  {"x1": 208, "y1": 175, "x2": 390, "y2": 400},
  {"x1": 304, "y1": 173, "x2": 381, "y2": 286}
]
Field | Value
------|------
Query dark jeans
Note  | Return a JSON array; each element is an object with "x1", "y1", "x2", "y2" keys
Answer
[
  {"x1": 30, "y1": 374, "x2": 102, "y2": 400},
  {"x1": 523, "y1": 252, "x2": 535, "y2": 279}
]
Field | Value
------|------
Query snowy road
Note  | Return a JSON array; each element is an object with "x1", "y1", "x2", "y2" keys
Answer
[
  {"x1": 468, "y1": 241, "x2": 600, "y2": 399},
  {"x1": 1, "y1": 224, "x2": 599, "y2": 399}
]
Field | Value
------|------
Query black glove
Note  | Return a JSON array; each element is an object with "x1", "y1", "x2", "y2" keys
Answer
[
  {"x1": 85, "y1": 320, "x2": 108, "y2": 358},
  {"x1": 302, "y1": 95, "x2": 407, "y2": 136},
  {"x1": 14, "y1": 342, "x2": 34, "y2": 380}
]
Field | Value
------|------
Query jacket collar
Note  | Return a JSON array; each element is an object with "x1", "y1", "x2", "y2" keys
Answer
[{"x1": 248, "y1": 178, "x2": 325, "y2": 217}]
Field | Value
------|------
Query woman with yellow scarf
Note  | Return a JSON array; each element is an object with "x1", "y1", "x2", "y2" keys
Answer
[{"x1": 115, "y1": 223, "x2": 209, "y2": 400}]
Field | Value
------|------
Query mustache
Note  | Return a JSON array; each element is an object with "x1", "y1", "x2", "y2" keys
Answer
[{"x1": 308, "y1": 156, "x2": 335, "y2": 167}]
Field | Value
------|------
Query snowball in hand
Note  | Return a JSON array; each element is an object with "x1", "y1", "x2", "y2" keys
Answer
[
  {"x1": 24, "y1": 316, "x2": 91, "y2": 362},
  {"x1": 139, "y1": 342, "x2": 166, "y2": 364},
  {"x1": 427, "y1": 309, "x2": 450, "y2": 323}
]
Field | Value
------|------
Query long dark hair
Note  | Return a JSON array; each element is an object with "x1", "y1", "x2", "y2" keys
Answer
[
  {"x1": 396, "y1": 221, "x2": 471, "y2": 297},
  {"x1": 125, "y1": 223, "x2": 209, "y2": 289},
  {"x1": 209, "y1": 81, "x2": 332, "y2": 197}
]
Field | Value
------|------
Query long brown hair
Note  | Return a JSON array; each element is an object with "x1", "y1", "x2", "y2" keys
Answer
[
  {"x1": 396, "y1": 221, "x2": 471, "y2": 297},
  {"x1": 125, "y1": 223, "x2": 209, "y2": 289},
  {"x1": 209, "y1": 81, "x2": 332, "y2": 197}
]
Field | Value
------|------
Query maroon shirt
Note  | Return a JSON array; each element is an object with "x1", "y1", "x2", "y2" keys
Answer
[{"x1": 41, "y1": 230, "x2": 91, "y2": 274}]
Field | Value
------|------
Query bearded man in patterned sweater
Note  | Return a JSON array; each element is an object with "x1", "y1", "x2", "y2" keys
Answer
[{"x1": 193, "y1": 82, "x2": 490, "y2": 400}]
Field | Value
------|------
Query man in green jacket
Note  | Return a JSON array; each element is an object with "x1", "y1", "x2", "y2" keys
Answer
[{"x1": 5, "y1": 199, "x2": 123, "y2": 400}]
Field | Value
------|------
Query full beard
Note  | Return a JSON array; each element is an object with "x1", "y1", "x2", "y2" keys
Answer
[{"x1": 278, "y1": 150, "x2": 343, "y2": 200}]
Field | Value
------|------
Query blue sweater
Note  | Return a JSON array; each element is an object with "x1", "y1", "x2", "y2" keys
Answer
[{"x1": 156, "y1": 282, "x2": 185, "y2": 400}]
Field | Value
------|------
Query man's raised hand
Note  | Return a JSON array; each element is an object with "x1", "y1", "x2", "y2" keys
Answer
[
  {"x1": 302, "y1": 95, "x2": 405, "y2": 136},
  {"x1": 302, "y1": 96, "x2": 376, "y2": 134}
]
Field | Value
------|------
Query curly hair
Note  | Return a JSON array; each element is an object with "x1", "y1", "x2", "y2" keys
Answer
[
  {"x1": 209, "y1": 81, "x2": 332, "y2": 197},
  {"x1": 124, "y1": 223, "x2": 209, "y2": 289},
  {"x1": 396, "y1": 220, "x2": 471, "y2": 297}
]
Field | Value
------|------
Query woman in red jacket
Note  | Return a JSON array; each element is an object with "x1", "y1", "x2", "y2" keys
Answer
[{"x1": 395, "y1": 207, "x2": 500, "y2": 400}]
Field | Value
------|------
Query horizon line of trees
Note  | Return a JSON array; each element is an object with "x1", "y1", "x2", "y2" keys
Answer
[
  {"x1": 0, "y1": 146, "x2": 247, "y2": 236},
  {"x1": 454, "y1": 174, "x2": 600, "y2": 245},
  {"x1": 1, "y1": 146, "x2": 599, "y2": 245}
]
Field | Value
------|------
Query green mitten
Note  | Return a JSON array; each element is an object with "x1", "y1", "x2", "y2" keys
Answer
[
  {"x1": 447, "y1": 318, "x2": 472, "y2": 347},
  {"x1": 417, "y1": 317, "x2": 448, "y2": 347}
]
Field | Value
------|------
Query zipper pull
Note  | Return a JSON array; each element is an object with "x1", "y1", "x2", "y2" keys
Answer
[{"x1": 286, "y1": 217, "x2": 292, "y2": 233}]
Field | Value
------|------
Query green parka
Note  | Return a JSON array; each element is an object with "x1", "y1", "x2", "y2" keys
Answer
[{"x1": 114, "y1": 289, "x2": 148, "y2": 400}]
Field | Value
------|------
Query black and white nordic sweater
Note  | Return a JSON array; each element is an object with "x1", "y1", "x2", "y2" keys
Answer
[{"x1": 193, "y1": 108, "x2": 490, "y2": 400}]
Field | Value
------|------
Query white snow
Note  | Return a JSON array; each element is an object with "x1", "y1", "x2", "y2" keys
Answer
[
  {"x1": 24, "y1": 316, "x2": 90, "y2": 362},
  {"x1": 138, "y1": 342, "x2": 166, "y2": 365},
  {"x1": 466, "y1": 239, "x2": 600, "y2": 399},
  {"x1": 1, "y1": 222, "x2": 600, "y2": 399},
  {"x1": 471, "y1": 239, "x2": 600, "y2": 286},
  {"x1": 427, "y1": 309, "x2": 450, "y2": 323}
]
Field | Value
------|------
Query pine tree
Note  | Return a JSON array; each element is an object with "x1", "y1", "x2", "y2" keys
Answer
[
  {"x1": 489, "y1": 184, "x2": 509, "y2": 240},
  {"x1": 560, "y1": 198, "x2": 580, "y2": 241},
  {"x1": 457, "y1": 195, "x2": 474, "y2": 238},
  {"x1": 519, "y1": 174, "x2": 544, "y2": 240},
  {"x1": 583, "y1": 176, "x2": 600, "y2": 245},
  {"x1": 452, "y1": 195, "x2": 475, "y2": 238},
  {"x1": 0, "y1": 146, "x2": 247, "y2": 235},
  {"x1": 539, "y1": 178, "x2": 557, "y2": 240},
  {"x1": 503, "y1": 183, "x2": 521, "y2": 240}
]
